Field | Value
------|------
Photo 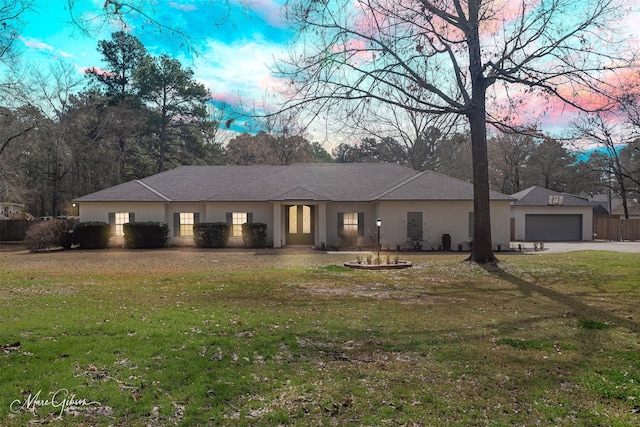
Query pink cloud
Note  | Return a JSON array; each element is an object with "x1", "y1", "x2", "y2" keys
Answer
[
  {"x1": 210, "y1": 92, "x2": 243, "y2": 107},
  {"x1": 20, "y1": 36, "x2": 54, "y2": 52},
  {"x1": 251, "y1": 0, "x2": 284, "y2": 27}
]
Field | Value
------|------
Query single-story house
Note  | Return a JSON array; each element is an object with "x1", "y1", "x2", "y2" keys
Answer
[
  {"x1": 74, "y1": 163, "x2": 513, "y2": 249},
  {"x1": 510, "y1": 186, "x2": 598, "y2": 241},
  {"x1": 611, "y1": 199, "x2": 640, "y2": 219}
]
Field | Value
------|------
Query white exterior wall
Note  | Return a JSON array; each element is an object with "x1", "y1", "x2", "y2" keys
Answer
[
  {"x1": 79, "y1": 202, "x2": 167, "y2": 223},
  {"x1": 204, "y1": 202, "x2": 274, "y2": 247},
  {"x1": 79, "y1": 201, "x2": 275, "y2": 246},
  {"x1": 78, "y1": 201, "x2": 168, "y2": 246},
  {"x1": 376, "y1": 200, "x2": 511, "y2": 251},
  {"x1": 510, "y1": 205, "x2": 593, "y2": 241},
  {"x1": 168, "y1": 203, "x2": 206, "y2": 246},
  {"x1": 78, "y1": 199, "x2": 512, "y2": 249},
  {"x1": 325, "y1": 202, "x2": 377, "y2": 247}
]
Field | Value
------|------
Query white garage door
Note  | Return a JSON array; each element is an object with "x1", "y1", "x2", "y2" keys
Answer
[{"x1": 525, "y1": 214, "x2": 582, "y2": 241}]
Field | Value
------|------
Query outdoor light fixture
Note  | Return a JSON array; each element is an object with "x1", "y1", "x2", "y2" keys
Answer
[{"x1": 376, "y1": 218, "x2": 381, "y2": 263}]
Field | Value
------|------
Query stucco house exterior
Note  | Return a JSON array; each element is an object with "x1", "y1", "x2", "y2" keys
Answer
[
  {"x1": 74, "y1": 163, "x2": 512, "y2": 250},
  {"x1": 510, "y1": 186, "x2": 598, "y2": 241}
]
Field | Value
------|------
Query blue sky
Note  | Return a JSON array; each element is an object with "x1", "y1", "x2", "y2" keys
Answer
[{"x1": 17, "y1": 0, "x2": 292, "y2": 134}]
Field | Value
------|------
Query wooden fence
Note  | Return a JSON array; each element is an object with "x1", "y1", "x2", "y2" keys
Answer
[
  {"x1": 593, "y1": 215, "x2": 640, "y2": 241},
  {"x1": 0, "y1": 220, "x2": 33, "y2": 241}
]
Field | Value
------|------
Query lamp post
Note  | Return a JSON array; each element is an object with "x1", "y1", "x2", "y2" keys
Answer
[{"x1": 376, "y1": 218, "x2": 381, "y2": 263}]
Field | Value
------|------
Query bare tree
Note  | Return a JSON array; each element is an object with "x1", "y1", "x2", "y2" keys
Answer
[
  {"x1": 0, "y1": 0, "x2": 32, "y2": 67},
  {"x1": 360, "y1": 100, "x2": 462, "y2": 171},
  {"x1": 488, "y1": 132, "x2": 535, "y2": 194},
  {"x1": 572, "y1": 113, "x2": 639, "y2": 218},
  {"x1": 64, "y1": 0, "x2": 249, "y2": 55},
  {"x1": 264, "y1": 110, "x2": 314, "y2": 165},
  {"x1": 278, "y1": 0, "x2": 639, "y2": 262}
]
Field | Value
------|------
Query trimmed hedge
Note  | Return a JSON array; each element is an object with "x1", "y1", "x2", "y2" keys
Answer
[
  {"x1": 123, "y1": 222, "x2": 168, "y2": 249},
  {"x1": 73, "y1": 222, "x2": 110, "y2": 249},
  {"x1": 24, "y1": 218, "x2": 76, "y2": 252},
  {"x1": 193, "y1": 222, "x2": 230, "y2": 248},
  {"x1": 242, "y1": 222, "x2": 268, "y2": 248}
]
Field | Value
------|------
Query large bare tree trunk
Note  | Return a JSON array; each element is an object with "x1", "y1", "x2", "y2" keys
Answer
[{"x1": 468, "y1": 96, "x2": 496, "y2": 262}]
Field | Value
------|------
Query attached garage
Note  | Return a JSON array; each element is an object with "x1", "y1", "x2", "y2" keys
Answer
[
  {"x1": 510, "y1": 187, "x2": 597, "y2": 242},
  {"x1": 524, "y1": 214, "x2": 582, "y2": 241}
]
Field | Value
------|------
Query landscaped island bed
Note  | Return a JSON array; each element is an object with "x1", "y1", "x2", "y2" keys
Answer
[{"x1": 1, "y1": 248, "x2": 638, "y2": 426}]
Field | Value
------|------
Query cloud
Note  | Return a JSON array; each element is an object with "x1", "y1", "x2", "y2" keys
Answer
[
  {"x1": 168, "y1": 2, "x2": 198, "y2": 12},
  {"x1": 194, "y1": 37, "x2": 289, "y2": 111},
  {"x1": 20, "y1": 37, "x2": 54, "y2": 52},
  {"x1": 250, "y1": 0, "x2": 286, "y2": 28}
]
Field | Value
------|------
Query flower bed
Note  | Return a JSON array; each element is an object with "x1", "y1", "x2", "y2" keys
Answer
[{"x1": 343, "y1": 260, "x2": 412, "y2": 270}]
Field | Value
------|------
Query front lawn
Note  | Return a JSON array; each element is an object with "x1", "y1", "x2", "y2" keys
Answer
[{"x1": 0, "y1": 248, "x2": 638, "y2": 426}]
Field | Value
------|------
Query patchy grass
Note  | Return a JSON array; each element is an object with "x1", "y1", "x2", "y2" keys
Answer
[{"x1": 0, "y1": 248, "x2": 638, "y2": 426}]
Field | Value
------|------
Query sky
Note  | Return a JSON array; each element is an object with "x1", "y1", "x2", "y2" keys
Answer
[
  {"x1": 11, "y1": 0, "x2": 640, "y2": 149},
  {"x1": 16, "y1": 0, "x2": 292, "y2": 137}
]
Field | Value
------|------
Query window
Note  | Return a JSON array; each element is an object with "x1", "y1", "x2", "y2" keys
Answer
[
  {"x1": 407, "y1": 212, "x2": 423, "y2": 240},
  {"x1": 232, "y1": 212, "x2": 247, "y2": 237},
  {"x1": 173, "y1": 212, "x2": 199, "y2": 237},
  {"x1": 114, "y1": 212, "x2": 130, "y2": 237},
  {"x1": 338, "y1": 212, "x2": 364, "y2": 237},
  {"x1": 343, "y1": 212, "x2": 358, "y2": 235},
  {"x1": 288, "y1": 206, "x2": 297, "y2": 234}
]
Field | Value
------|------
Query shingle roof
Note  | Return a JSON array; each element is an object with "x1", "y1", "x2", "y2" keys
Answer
[
  {"x1": 75, "y1": 163, "x2": 511, "y2": 203},
  {"x1": 510, "y1": 186, "x2": 596, "y2": 206},
  {"x1": 377, "y1": 170, "x2": 512, "y2": 201}
]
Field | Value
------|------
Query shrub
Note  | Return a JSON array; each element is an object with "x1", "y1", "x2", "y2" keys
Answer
[
  {"x1": 24, "y1": 218, "x2": 76, "y2": 252},
  {"x1": 73, "y1": 222, "x2": 110, "y2": 249},
  {"x1": 193, "y1": 222, "x2": 230, "y2": 248},
  {"x1": 241, "y1": 222, "x2": 267, "y2": 248},
  {"x1": 123, "y1": 222, "x2": 168, "y2": 249}
]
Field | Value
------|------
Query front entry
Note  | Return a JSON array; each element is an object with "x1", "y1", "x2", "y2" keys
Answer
[{"x1": 286, "y1": 205, "x2": 314, "y2": 245}]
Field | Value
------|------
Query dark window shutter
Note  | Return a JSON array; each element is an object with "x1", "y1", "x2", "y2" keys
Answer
[
  {"x1": 173, "y1": 212, "x2": 180, "y2": 237},
  {"x1": 337, "y1": 212, "x2": 344, "y2": 238},
  {"x1": 226, "y1": 212, "x2": 232, "y2": 225},
  {"x1": 247, "y1": 212, "x2": 253, "y2": 224},
  {"x1": 468, "y1": 212, "x2": 474, "y2": 239},
  {"x1": 108, "y1": 212, "x2": 115, "y2": 236},
  {"x1": 194, "y1": 213, "x2": 200, "y2": 224},
  {"x1": 357, "y1": 212, "x2": 364, "y2": 237},
  {"x1": 129, "y1": 212, "x2": 135, "y2": 223}
]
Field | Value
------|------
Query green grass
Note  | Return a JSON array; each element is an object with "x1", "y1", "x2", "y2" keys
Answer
[{"x1": 0, "y1": 248, "x2": 639, "y2": 425}]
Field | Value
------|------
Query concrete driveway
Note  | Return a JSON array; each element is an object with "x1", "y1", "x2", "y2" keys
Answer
[{"x1": 517, "y1": 241, "x2": 640, "y2": 254}]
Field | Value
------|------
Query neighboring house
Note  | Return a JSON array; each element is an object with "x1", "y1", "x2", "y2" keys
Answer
[
  {"x1": 588, "y1": 193, "x2": 623, "y2": 215},
  {"x1": 74, "y1": 163, "x2": 513, "y2": 249},
  {"x1": 0, "y1": 202, "x2": 30, "y2": 220},
  {"x1": 611, "y1": 199, "x2": 640, "y2": 219},
  {"x1": 510, "y1": 186, "x2": 598, "y2": 241}
]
